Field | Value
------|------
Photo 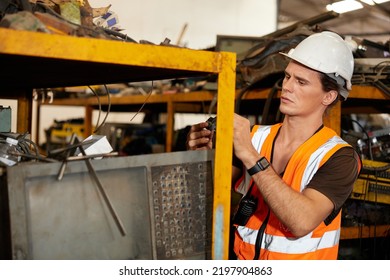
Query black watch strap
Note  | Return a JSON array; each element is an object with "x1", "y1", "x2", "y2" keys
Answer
[{"x1": 247, "y1": 157, "x2": 270, "y2": 176}]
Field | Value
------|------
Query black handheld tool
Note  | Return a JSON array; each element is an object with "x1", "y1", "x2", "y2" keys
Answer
[{"x1": 206, "y1": 116, "x2": 217, "y2": 131}]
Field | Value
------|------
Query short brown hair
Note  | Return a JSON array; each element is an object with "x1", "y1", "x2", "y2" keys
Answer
[{"x1": 319, "y1": 72, "x2": 342, "y2": 108}]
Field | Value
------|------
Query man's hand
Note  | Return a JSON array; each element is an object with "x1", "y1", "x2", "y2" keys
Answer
[
  {"x1": 186, "y1": 122, "x2": 214, "y2": 150},
  {"x1": 233, "y1": 114, "x2": 258, "y2": 167}
]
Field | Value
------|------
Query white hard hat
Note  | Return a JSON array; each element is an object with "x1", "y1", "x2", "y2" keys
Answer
[{"x1": 280, "y1": 31, "x2": 354, "y2": 100}]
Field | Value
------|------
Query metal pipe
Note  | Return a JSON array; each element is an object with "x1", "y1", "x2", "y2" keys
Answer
[
  {"x1": 264, "y1": 11, "x2": 340, "y2": 39},
  {"x1": 57, "y1": 133, "x2": 77, "y2": 181},
  {"x1": 79, "y1": 144, "x2": 127, "y2": 236}
]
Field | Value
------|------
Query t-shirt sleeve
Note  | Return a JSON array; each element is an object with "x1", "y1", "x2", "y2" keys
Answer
[{"x1": 306, "y1": 147, "x2": 361, "y2": 225}]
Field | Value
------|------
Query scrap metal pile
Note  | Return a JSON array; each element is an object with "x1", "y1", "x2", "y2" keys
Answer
[
  {"x1": 0, "y1": 0, "x2": 183, "y2": 46},
  {"x1": 0, "y1": 0, "x2": 138, "y2": 41}
]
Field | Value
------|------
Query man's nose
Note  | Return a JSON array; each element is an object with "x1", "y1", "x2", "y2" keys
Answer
[{"x1": 282, "y1": 78, "x2": 293, "y2": 93}]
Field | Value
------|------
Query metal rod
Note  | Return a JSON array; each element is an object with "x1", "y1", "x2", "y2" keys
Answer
[
  {"x1": 57, "y1": 133, "x2": 77, "y2": 181},
  {"x1": 49, "y1": 139, "x2": 95, "y2": 155},
  {"x1": 263, "y1": 11, "x2": 340, "y2": 39},
  {"x1": 66, "y1": 152, "x2": 118, "y2": 161},
  {"x1": 79, "y1": 145, "x2": 127, "y2": 236},
  {"x1": 9, "y1": 152, "x2": 58, "y2": 162}
]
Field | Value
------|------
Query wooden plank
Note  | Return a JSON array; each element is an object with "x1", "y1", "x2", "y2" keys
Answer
[{"x1": 16, "y1": 92, "x2": 33, "y2": 134}]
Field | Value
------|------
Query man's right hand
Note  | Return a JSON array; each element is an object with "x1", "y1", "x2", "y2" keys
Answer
[{"x1": 186, "y1": 122, "x2": 214, "y2": 150}]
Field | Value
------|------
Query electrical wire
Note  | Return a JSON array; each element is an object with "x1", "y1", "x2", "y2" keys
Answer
[
  {"x1": 350, "y1": 119, "x2": 373, "y2": 160},
  {"x1": 88, "y1": 86, "x2": 102, "y2": 133},
  {"x1": 362, "y1": 163, "x2": 390, "y2": 173},
  {"x1": 373, "y1": 61, "x2": 390, "y2": 76},
  {"x1": 261, "y1": 78, "x2": 283, "y2": 125},
  {"x1": 93, "y1": 84, "x2": 111, "y2": 133},
  {"x1": 361, "y1": 61, "x2": 390, "y2": 98},
  {"x1": 130, "y1": 81, "x2": 154, "y2": 122},
  {"x1": 0, "y1": 133, "x2": 48, "y2": 163},
  {"x1": 10, "y1": 152, "x2": 58, "y2": 163}
]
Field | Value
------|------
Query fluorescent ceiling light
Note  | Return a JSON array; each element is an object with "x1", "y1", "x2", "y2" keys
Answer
[{"x1": 326, "y1": 0, "x2": 363, "y2": 13}]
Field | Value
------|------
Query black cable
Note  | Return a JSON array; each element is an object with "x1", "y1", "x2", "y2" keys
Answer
[
  {"x1": 22, "y1": 138, "x2": 40, "y2": 156},
  {"x1": 234, "y1": 84, "x2": 252, "y2": 114},
  {"x1": 16, "y1": 141, "x2": 29, "y2": 155},
  {"x1": 88, "y1": 86, "x2": 102, "y2": 133},
  {"x1": 1, "y1": 133, "x2": 47, "y2": 163},
  {"x1": 367, "y1": 61, "x2": 390, "y2": 98},
  {"x1": 350, "y1": 119, "x2": 373, "y2": 160},
  {"x1": 253, "y1": 209, "x2": 270, "y2": 260},
  {"x1": 102, "y1": 28, "x2": 137, "y2": 43},
  {"x1": 93, "y1": 84, "x2": 111, "y2": 133},
  {"x1": 373, "y1": 80, "x2": 390, "y2": 98},
  {"x1": 18, "y1": 0, "x2": 32, "y2": 12},
  {"x1": 130, "y1": 81, "x2": 154, "y2": 122},
  {"x1": 10, "y1": 151, "x2": 57, "y2": 163},
  {"x1": 261, "y1": 78, "x2": 283, "y2": 125},
  {"x1": 362, "y1": 163, "x2": 390, "y2": 173}
]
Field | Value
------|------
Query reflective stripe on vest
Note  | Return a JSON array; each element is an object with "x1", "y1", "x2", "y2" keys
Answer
[
  {"x1": 300, "y1": 135, "x2": 349, "y2": 191},
  {"x1": 237, "y1": 226, "x2": 341, "y2": 254}
]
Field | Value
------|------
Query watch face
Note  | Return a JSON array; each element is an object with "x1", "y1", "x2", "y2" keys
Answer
[
  {"x1": 248, "y1": 157, "x2": 270, "y2": 175},
  {"x1": 259, "y1": 157, "x2": 270, "y2": 169}
]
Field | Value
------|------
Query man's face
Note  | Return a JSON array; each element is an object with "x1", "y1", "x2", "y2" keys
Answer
[{"x1": 279, "y1": 61, "x2": 327, "y2": 118}]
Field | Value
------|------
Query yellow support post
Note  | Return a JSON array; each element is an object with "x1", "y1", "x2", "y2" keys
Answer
[{"x1": 212, "y1": 52, "x2": 236, "y2": 259}]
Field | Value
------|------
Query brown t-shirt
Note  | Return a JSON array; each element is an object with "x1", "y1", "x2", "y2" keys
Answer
[{"x1": 307, "y1": 147, "x2": 361, "y2": 225}]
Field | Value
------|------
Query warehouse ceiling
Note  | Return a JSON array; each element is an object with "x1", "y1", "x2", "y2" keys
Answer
[{"x1": 278, "y1": 0, "x2": 390, "y2": 44}]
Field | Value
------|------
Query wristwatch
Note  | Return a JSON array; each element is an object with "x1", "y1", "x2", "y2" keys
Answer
[{"x1": 247, "y1": 157, "x2": 270, "y2": 176}]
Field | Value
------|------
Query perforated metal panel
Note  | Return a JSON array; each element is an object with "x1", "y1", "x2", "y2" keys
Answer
[{"x1": 151, "y1": 162, "x2": 213, "y2": 259}]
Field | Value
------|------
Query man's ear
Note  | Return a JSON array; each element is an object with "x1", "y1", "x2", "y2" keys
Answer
[{"x1": 323, "y1": 90, "x2": 338, "y2": 106}]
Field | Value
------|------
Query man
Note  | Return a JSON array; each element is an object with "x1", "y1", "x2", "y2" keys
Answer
[{"x1": 186, "y1": 31, "x2": 361, "y2": 260}]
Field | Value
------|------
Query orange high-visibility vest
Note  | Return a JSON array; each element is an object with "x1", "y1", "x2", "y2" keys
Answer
[{"x1": 233, "y1": 123, "x2": 356, "y2": 260}]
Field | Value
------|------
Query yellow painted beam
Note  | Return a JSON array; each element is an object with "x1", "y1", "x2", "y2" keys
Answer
[
  {"x1": 349, "y1": 85, "x2": 389, "y2": 99},
  {"x1": 212, "y1": 51, "x2": 236, "y2": 259},
  {"x1": 0, "y1": 28, "x2": 221, "y2": 73}
]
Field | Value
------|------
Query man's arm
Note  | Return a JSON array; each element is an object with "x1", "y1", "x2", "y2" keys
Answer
[
  {"x1": 232, "y1": 114, "x2": 336, "y2": 237},
  {"x1": 250, "y1": 166, "x2": 334, "y2": 237}
]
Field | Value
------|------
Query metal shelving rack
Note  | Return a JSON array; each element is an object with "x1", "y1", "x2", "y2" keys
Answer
[{"x1": 0, "y1": 27, "x2": 236, "y2": 259}]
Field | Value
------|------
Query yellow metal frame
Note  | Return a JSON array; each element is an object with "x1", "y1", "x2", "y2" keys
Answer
[
  {"x1": 351, "y1": 178, "x2": 390, "y2": 204},
  {"x1": 50, "y1": 123, "x2": 85, "y2": 140},
  {"x1": 350, "y1": 159, "x2": 390, "y2": 205},
  {"x1": 0, "y1": 28, "x2": 236, "y2": 259}
]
